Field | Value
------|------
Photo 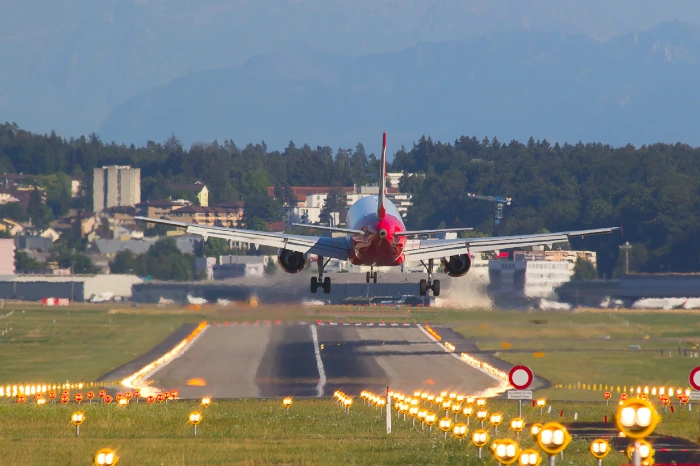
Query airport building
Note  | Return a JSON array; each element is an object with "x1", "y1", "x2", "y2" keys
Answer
[
  {"x1": 0, "y1": 239, "x2": 15, "y2": 275},
  {"x1": 93, "y1": 166, "x2": 141, "y2": 212},
  {"x1": 488, "y1": 248, "x2": 596, "y2": 299}
]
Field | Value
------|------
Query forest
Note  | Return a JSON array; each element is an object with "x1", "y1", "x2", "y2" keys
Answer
[{"x1": 1, "y1": 122, "x2": 699, "y2": 278}]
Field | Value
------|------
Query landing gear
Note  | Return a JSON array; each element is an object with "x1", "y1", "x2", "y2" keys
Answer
[
  {"x1": 419, "y1": 259, "x2": 441, "y2": 297},
  {"x1": 311, "y1": 255, "x2": 331, "y2": 294},
  {"x1": 366, "y1": 268, "x2": 378, "y2": 284}
]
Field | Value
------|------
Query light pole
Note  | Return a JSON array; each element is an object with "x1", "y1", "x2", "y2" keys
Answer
[
  {"x1": 188, "y1": 412, "x2": 203, "y2": 436},
  {"x1": 590, "y1": 439, "x2": 610, "y2": 466},
  {"x1": 471, "y1": 429, "x2": 490, "y2": 459},
  {"x1": 71, "y1": 412, "x2": 85, "y2": 438},
  {"x1": 536, "y1": 422, "x2": 571, "y2": 466},
  {"x1": 94, "y1": 448, "x2": 119, "y2": 466},
  {"x1": 491, "y1": 438, "x2": 520, "y2": 465}
]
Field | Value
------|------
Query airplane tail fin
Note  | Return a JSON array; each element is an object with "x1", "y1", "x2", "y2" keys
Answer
[{"x1": 377, "y1": 132, "x2": 387, "y2": 219}]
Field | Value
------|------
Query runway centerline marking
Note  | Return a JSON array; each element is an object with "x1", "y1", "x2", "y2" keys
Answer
[{"x1": 310, "y1": 324, "x2": 327, "y2": 397}]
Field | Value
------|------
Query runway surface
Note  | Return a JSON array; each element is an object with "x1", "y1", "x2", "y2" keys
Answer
[{"x1": 147, "y1": 323, "x2": 500, "y2": 398}]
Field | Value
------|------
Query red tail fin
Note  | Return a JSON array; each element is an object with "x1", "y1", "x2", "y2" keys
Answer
[{"x1": 377, "y1": 132, "x2": 387, "y2": 219}]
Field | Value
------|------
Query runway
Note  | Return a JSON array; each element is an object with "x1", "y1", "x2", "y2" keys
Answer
[{"x1": 146, "y1": 323, "x2": 500, "y2": 398}]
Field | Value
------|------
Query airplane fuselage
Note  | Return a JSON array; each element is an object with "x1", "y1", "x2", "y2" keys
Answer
[{"x1": 344, "y1": 195, "x2": 407, "y2": 266}]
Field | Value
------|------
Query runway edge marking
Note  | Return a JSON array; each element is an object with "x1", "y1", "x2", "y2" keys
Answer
[
  {"x1": 310, "y1": 324, "x2": 327, "y2": 397},
  {"x1": 416, "y1": 324, "x2": 510, "y2": 397},
  {"x1": 120, "y1": 321, "x2": 211, "y2": 395}
]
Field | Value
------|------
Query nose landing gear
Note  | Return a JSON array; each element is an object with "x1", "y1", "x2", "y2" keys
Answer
[
  {"x1": 419, "y1": 259, "x2": 440, "y2": 296},
  {"x1": 310, "y1": 256, "x2": 331, "y2": 294}
]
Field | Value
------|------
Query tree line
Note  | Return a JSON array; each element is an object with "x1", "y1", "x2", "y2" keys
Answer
[{"x1": 2, "y1": 122, "x2": 699, "y2": 278}]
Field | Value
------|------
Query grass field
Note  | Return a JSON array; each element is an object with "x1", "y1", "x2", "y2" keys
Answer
[{"x1": 0, "y1": 397, "x2": 693, "y2": 465}]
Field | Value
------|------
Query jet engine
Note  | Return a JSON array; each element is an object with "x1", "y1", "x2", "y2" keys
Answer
[
  {"x1": 441, "y1": 254, "x2": 472, "y2": 277},
  {"x1": 277, "y1": 249, "x2": 307, "y2": 273}
]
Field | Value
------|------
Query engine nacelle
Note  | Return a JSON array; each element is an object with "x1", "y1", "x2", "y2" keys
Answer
[
  {"x1": 277, "y1": 249, "x2": 307, "y2": 274},
  {"x1": 441, "y1": 254, "x2": 472, "y2": 277}
]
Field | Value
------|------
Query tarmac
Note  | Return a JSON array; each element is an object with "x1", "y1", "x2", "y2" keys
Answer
[{"x1": 145, "y1": 322, "x2": 500, "y2": 398}]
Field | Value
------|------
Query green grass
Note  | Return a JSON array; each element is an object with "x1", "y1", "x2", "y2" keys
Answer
[
  {"x1": 444, "y1": 309, "x2": 700, "y2": 399},
  {"x1": 0, "y1": 398, "x2": 690, "y2": 465}
]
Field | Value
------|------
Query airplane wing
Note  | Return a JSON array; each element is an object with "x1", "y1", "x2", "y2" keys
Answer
[
  {"x1": 403, "y1": 227, "x2": 619, "y2": 262},
  {"x1": 135, "y1": 217, "x2": 350, "y2": 260}
]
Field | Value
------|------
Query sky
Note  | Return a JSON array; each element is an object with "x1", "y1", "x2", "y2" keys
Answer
[{"x1": 3, "y1": 0, "x2": 700, "y2": 144}]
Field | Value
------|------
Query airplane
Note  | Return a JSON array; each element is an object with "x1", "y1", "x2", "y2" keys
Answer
[{"x1": 136, "y1": 133, "x2": 618, "y2": 296}]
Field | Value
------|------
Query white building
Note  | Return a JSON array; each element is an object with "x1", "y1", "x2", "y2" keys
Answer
[
  {"x1": 487, "y1": 249, "x2": 596, "y2": 299},
  {"x1": 0, "y1": 239, "x2": 15, "y2": 275},
  {"x1": 93, "y1": 166, "x2": 141, "y2": 212}
]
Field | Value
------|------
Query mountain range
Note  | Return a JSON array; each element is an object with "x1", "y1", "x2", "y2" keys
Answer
[{"x1": 99, "y1": 21, "x2": 700, "y2": 149}]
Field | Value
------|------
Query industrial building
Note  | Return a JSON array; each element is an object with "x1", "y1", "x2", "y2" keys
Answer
[
  {"x1": 0, "y1": 274, "x2": 143, "y2": 301},
  {"x1": 93, "y1": 166, "x2": 141, "y2": 212}
]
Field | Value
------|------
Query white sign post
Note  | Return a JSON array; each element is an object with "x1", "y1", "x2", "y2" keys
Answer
[
  {"x1": 386, "y1": 386, "x2": 392, "y2": 434},
  {"x1": 508, "y1": 365, "x2": 534, "y2": 418},
  {"x1": 689, "y1": 367, "x2": 700, "y2": 431}
]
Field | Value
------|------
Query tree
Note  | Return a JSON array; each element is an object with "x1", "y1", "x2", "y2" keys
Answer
[
  {"x1": 241, "y1": 195, "x2": 282, "y2": 228},
  {"x1": 109, "y1": 251, "x2": 136, "y2": 274},
  {"x1": 203, "y1": 237, "x2": 231, "y2": 258},
  {"x1": 572, "y1": 257, "x2": 598, "y2": 280},
  {"x1": 15, "y1": 251, "x2": 46, "y2": 271},
  {"x1": 320, "y1": 188, "x2": 346, "y2": 224},
  {"x1": 27, "y1": 187, "x2": 51, "y2": 227},
  {"x1": 0, "y1": 202, "x2": 28, "y2": 222}
]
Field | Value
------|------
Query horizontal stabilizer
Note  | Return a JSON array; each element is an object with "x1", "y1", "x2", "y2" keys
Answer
[
  {"x1": 292, "y1": 223, "x2": 367, "y2": 235},
  {"x1": 396, "y1": 228, "x2": 474, "y2": 237}
]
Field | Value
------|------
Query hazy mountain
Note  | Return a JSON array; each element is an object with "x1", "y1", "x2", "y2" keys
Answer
[
  {"x1": 3, "y1": 1, "x2": 700, "y2": 141},
  {"x1": 98, "y1": 22, "x2": 700, "y2": 150}
]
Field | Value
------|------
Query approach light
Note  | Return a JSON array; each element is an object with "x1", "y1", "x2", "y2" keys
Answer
[
  {"x1": 626, "y1": 439, "x2": 654, "y2": 465},
  {"x1": 471, "y1": 428, "x2": 490, "y2": 459},
  {"x1": 590, "y1": 438, "x2": 610, "y2": 460},
  {"x1": 491, "y1": 438, "x2": 521, "y2": 465},
  {"x1": 188, "y1": 411, "x2": 203, "y2": 436},
  {"x1": 451, "y1": 422, "x2": 468, "y2": 440},
  {"x1": 201, "y1": 397, "x2": 211, "y2": 408},
  {"x1": 517, "y1": 449, "x2": 541, "y2": 466},
  {"x1": 510, "y1": 417, "x2": 525, "y2": 433},
  {"x1": 536, "y1": 422, "x2": 571, "y2": 456},
  {"x1": 94, "y1": 448, "x2": 119, "y2": 466},
  {"x1": 615, "y1": 398, "x2": 659, "y2": 439}
]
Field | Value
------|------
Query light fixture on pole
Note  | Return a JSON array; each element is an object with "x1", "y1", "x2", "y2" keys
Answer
[
  {"x1": 471, "y1": 429, "x2": 490, "y2": 459},
  {"x1": 518, "y1": 449, "x2": 542, "y2": 466},
  {"x1": 590, "y1": 438, "x2": 611, "y2": 466},
  {"x1": 188, "y1": 412, "x2": 203, "y2": 436},
  {"x1": 71, "y1": 412, "x2": 85, "y2": 438},
  {"x1": 536, "y1": 422, "x2": 571, "y2": 466},
  {"x1": 94, "y1": 448, "x2": 119, "y2": 466},
  {"x1": 491, "y1": 438, "x2": 520, "y2": 465}
]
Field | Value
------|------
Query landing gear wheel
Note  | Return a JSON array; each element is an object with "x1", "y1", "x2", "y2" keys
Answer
[
  {"x1": 323, "y1": 277, "x2": 331, "y2": 294},
  {"x1": 419, "y1": 279, "x2": 427, "y2": 296},
  {"x1": 366, "y1": 271, "x2": 371, "y2": 283},
  {"x1": 310, "y1": 277, "x2": 319, "y2": 293},
  {"x1": 373, "y1": 273, "x2": 377, "y2": 284},
  {"x1": 432, "y1": 279, "x2": 441, "y2": 297}
]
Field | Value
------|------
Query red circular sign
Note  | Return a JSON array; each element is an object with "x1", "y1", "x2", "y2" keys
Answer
[
  {"x1": 689, "y1": 366, "x2": 700, "y2": 391},
  {"x1": 508, "y1": 365, "x2": 534, "y2": 390}
]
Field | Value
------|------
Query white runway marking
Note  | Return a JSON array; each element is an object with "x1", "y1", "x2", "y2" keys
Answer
[
  {"x1": 416, "y1": 324, "x2": 509, "y2": 396},
  {"x1": 310, "y1": 324, "x2": 327, "y2": 397}
]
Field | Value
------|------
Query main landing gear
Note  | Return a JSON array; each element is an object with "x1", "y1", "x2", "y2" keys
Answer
[
  {"x1": 366, "y1": 267, "x2": 378, "y2": 284},
  {"x1": 310, "y1": 255, "x2": 331, "y2": 294},
  {"x1": 419, "y1": 259, "x2": 440, "y2": 297}
]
